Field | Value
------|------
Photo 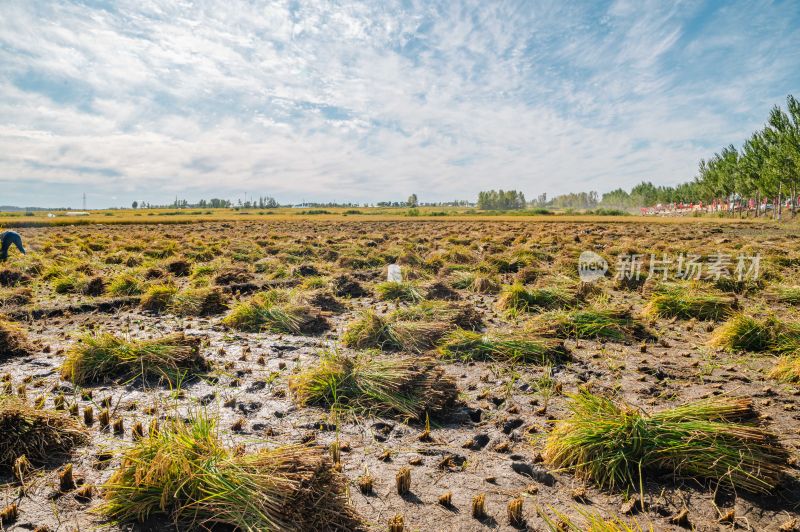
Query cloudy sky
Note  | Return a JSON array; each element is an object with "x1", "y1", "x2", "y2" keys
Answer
[{"x1": 1, "y1": 0, "x2": 798, "y2": 208}]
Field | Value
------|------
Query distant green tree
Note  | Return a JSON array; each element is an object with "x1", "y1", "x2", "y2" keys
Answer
[
  {"x1": 550, "y1": 191, "x2": 598, "y2": 209},
  {"x1": 600, "y1": 189, "x2": 630, "y2": 207},
  {"x1": 575, "y1": 94, "x2": 800, "y2": 217},
  {"x1": 476, "y1": 189, "x2": 526, "y2": 210}
]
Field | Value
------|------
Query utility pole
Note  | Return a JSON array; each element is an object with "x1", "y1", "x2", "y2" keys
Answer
[{"x1": 82, "y1": 193, "x2": 86, "y2": 210}]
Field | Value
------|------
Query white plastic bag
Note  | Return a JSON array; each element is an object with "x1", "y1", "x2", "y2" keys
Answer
[{"x1": 387, "y1": 264, "x2": 402, "y2": 282}]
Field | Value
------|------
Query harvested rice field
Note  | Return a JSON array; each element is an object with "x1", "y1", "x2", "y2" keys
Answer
[{"x1": 3, "y1": 218, "x2": 800, "y2": 531}]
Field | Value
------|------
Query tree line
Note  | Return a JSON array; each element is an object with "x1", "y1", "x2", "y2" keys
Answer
[
  {"x1": 603, "y1": 94, "x2": 800, "y2": 216},
  {"x1": 476, "y1": 95, "x2": 799, "y2": 216},
  {"x1": 476, "y1": 190, "x2": 527, "y2": 210},
  {"x1": 131, "y1": 197, "x2": 280, "y2": 209},
  {"x1": 597, "y1": 182, "x2": 697, "y2": 210},
  {"x1": 127, "y1": 96, "x2": 800, "y2": 218}
]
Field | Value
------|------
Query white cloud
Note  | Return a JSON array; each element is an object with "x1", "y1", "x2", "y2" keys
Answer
[{"x1": 0, "y1": 0, "x2": 798, "y2": 206}]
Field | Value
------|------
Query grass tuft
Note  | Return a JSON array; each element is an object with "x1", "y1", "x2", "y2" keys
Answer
[
  {"x1": 289, "y1": 351, "x2": 458, "y2": 419},
  {"x1": 342, "y1": 309, "x2": 453, "y2": 353},
  {"x1": 539, "y1": 506, "x2": 652, "y2": 532},
  {"x1": 170, "y1": 286, "x2": 229, "y2": 316},
  {"x1": 108, "y1": 274, "x2": 144, "y2": 296},
  {"x1": 100, "y1": 411, "x2": 363, "y2": 531},
  {"x1": 544, "y1": 391, "x2": 787, "y2": 494},
  {"x1": 375, "y1": 281, "x2": 425, "y2": 303},
  {"x1": 341, "y1": 311, "x2": 398, "y2": 350},
  {"x1": 710, "y1": 314, "x2": 800, "y2": 356},
  {"x1": 644, "y1": 284, "x2": 735, "y2": 321},
  {"x1": 343, "y1": 302, "x2": 484, "y2": 353},
  {"x1": 223, "y1": 290, "x2": 329, "y2": 334},
  {"x1": 437, "y1": 329, "x2": 568, "y2": 364},
  {"x1": 139, "y1": 283, "x2": 178, "y2": 313},
  {"x1": 771, "y1": 285, "x2": 800, "y2": 305},
  {"x1": 390, "y1": 301, "x2": 483, "y2": 330},
  {"x1": 768, "y1": 356, "x2": 800, "y2": 383},
  {"x1": 0, "y1": 395, "x2": 88, "y2": 469},
  {"x1": 297, "y1": 287, "x2": 346, "y2": 313},
  {"x1": 0, "y1": 319, "x2": 35, "y2": 360},
  {"x1": 530, "y1": 309, "x2": 653, "y2": 342},
  {"x1": 772, "y1": 322, "x2": 800, "y2": 356},
  {"x1": 469, "y1": 275, "x2": 501, "y2": 294},
  {"x1": 497, "y1": 283, "x2": 574, "y2": 315},
  {"x1": 62, "y1": 332, "x2": 209, "y2": 386},
  {"x1": 709, "y1": 314, "x2": 778, "y2": 352},
  {"x1": 387, "y1": 320, "x2": 453, "y2": 353}
]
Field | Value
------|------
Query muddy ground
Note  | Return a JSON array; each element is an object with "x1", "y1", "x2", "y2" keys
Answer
[{"x1": 1, "y1": 219, "x2": 800, "y2": 531}]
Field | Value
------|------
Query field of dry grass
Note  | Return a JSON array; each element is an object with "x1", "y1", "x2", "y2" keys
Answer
[
  {"x1": 1, "y1": 217, "x2": 800, "y2": 531},
  {"x1": 1, "y1": 206, "x2": 773, "y2": 228}
]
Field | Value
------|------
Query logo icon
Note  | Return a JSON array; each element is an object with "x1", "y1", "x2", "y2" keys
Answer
[{"x1": 578, "y1": 251, "x2": 608, "y2": 282}]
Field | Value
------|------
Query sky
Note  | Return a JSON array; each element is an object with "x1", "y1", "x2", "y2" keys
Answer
[{"x1": 1, "y1": 0, "x2": 799, "y2": 208}]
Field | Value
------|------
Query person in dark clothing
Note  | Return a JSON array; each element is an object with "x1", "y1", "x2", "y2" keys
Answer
[{"x1": 0, "y1": 231, "x2": 25, "y2": 261}]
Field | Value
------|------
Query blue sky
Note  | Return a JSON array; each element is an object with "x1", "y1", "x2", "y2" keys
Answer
[{"x1": 1, "y1": 0, "x2": 798, "y2": 208}]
